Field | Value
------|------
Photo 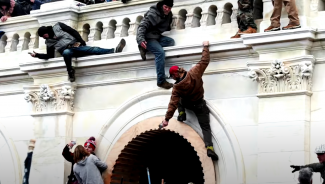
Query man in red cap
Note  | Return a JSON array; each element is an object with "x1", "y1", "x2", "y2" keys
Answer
[
  {"x1": 161, "y1": 41, "x2": 219, "y2": 161},
  {"x1": 136, "y1": 0, "x2": 175, "y2": 89}
]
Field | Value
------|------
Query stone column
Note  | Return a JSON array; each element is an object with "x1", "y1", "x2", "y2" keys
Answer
[
  {"x1": 231, "y1": 8, "x2": 238, "y2": 28},
  {"x1": 114, "y1": 24, "x2": 123, "y2": 38},
  {"x1": 200, "y1": 11, "x2": 209, "y2": 27},
  {"x1": 171, "y1": 15, "x2": 178, "y2": 29},
  {"x1": 24, "y1": 82, "x2": 76, "y2": 184},
  {"x1": 248, "y1": 57, "x2": 314, "y2": 184},
  {"x1": 128, "y1": 22, "x2": 140, "y2": 36},
  {"x1": 28, "y1": 36, "x2": 36, "y2": 51},
  {"x1": 185, "y1": 13, "x2": 194, "y2": 29},
  {"x1": 5, "y1": 38, "x2": 12, "y2": 53},
  {"x1": 215, "y1": 10, "x2": 224, "y2": 27},
  {"x1": 17, "y1": 37, "x2": 25, "y2": 51},
  {"x1": 88, "y1": 28, "x2": 96, "y2": 42},
  {"x1": 101, "y1": 26, "x2": 109, "y2": 40}
]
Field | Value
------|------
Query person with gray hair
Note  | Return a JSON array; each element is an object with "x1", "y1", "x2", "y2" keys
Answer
[{"x1": 298, "y1": 168, "x2": 313, "y2": 184}]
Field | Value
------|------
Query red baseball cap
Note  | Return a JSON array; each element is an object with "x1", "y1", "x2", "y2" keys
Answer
[{"x1": 169, "y1": 65, "x2": 179, "y2": 77}]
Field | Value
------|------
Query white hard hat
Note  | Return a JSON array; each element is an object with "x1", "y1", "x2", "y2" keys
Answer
[{"x1": 315, "y1": 144, "x2": 325, "y2": 154}]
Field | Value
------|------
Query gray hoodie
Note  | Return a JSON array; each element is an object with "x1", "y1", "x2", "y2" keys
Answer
[{"x1": 73, "y1": 154, "x2": 107, "y2": 184}]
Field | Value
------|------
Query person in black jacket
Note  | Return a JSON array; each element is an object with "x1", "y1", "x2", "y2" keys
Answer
[
  {"x1": 136, "y1": 0, "x2": 175, "y2": 89},
  {"x1": 0, "y1": 0, "x2": 26, "y2": 22},
  {"x1": 29, "y1": 22, "x2": 126, "y2": 82},
  {"x1": 62, "y1": 137, "x2": 98, "y2": 184}
]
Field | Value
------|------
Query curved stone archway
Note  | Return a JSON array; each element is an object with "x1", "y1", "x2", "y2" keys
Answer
[
  {"x1": 96, "y1": 90, "x2": 245, "y2": 184},
  {"x1": 105, "y1": 117, "x2": 214, "y2": 184},
  {"x1": 0, "y1": 124, "x2": 22, "y2": 184}
]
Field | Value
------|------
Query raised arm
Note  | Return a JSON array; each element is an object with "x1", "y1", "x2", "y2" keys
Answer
[{"x1": 190, "y1": 41, "x2": 210, "y2": 77}]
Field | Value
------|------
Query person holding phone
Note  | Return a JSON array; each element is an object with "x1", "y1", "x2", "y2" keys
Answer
[
  {"x1": 29, "y1": 22, "x2": 126, "y2": 82},
  {"x1": 62, "y1": 137, "x2": 97, "y2": 184}
]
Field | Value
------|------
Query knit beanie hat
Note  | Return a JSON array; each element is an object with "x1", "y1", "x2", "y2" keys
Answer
[
  {"x1": 37, "y1": 26, "x2": 48, "y2": 37},
  {"x1": 162, "y1": 0, "x2": 173, "y2": 7},
  {"x1": 84, "y1": 136, "x2": 96, "y2": 151}
]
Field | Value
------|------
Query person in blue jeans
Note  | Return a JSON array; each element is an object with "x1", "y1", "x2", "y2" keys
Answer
[
  {"x1": 136, "y1": 0, "x2": 175, "y2": 89},
  {"x1": 29, "y1": 22, "x2": 126, "y2": 82}
]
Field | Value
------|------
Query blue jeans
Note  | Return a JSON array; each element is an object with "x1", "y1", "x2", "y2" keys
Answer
[
  {"x1": 146, "y1": 36, "x2": 175, "y2": 85},
  {"x1": 62, "y1": 46, "x2": 114, "y2": 71}
]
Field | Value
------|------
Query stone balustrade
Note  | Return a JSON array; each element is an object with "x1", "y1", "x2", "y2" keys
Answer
[
  {"x1": 0, "y1": 0, "x2": 241, "y2": 55},
  {"x1": 0, "y1": 0, "x2": 323, "y2": 58}
]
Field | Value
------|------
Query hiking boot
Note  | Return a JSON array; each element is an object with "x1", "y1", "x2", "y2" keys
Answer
[
  {"x1": 207, "y1": 148, "x2": 219, "y2": 161},
  {"x1": 231, "y1": 33, "x2": 241, "y2": 39},
  {"x1": 264, "y1": 25, "x2": 280, "y2": 32},
  {"x1": 115, "y1": 38, "x2": 126, "y2": 53},
  {"x1": 138, "y1": 45, "x2": 147, "y2": 61},
  {"x1": 68, "y1": 69, "x2": 75, "y2": 82},
  {"x1": 282, "y1": 24, "x2": 301, "y2": 30},
  {"x1": 158, "y1": 81, "x2": 173, "y2": 89},
  {"x1": 239, "y1": 26, "x2": 257, "y2": 34},
  {"x1": 177, "y1": 111, "x2": 186, "y2": 122}
]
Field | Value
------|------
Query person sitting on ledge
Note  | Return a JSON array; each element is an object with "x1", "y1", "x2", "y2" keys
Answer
[
  {"x1": 160, "y1": 41, "x2": 219, "y2": 161},
  {"x1": 29, "y1": 22, "x2": 126, "y2": 82},
  {"x1": 0, "y1": 0, "x2": 26, "y2": 22},
  {"x1": 231, "y1": 0, "x2": 257, "y2": 38},
  {"x1": 136, "y1": 0, "x2": 175, "y2": 89},
  {"x1": 264, "y1": 0, "x2": 301, "y2": 32}
]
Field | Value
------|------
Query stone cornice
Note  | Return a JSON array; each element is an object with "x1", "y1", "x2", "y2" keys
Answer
[{"x1": 257, "y1": 90, "x2": 313, "y2": 98}]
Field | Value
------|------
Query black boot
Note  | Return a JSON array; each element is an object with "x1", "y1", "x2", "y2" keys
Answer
[
  {"x1": 207, "y1": 147, "x2": 219, "y2": 161},
  {"x1": 68, "y1": 68, "x2": 75, "y2": 82},
  {"x1": 177, "y1": 111, "x2": 186, "y2": 122},
  {"x1": 138, "y1": 45, "x2": 146, "y2": 61},
  {"x1": 115, "y1": 38, "x2": 126, "y2": 53}
]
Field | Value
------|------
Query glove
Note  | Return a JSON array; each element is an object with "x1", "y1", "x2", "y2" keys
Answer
[
  {"x1": 177, "y1": 111, "x2": 186, "y2": 122},
  {"x1": 290, "y1": 165, "x2": 301, "y2": 173}
]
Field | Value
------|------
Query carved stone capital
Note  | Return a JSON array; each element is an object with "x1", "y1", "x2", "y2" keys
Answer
[
  {"x1": 247, "y1": 56, "x2": 315, "y2": 95},
  {"x1": 24, "y1": 83, "x2": 76, "y2": 114}
]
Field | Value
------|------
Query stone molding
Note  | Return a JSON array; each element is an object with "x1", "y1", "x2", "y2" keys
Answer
[
  {"x1": 247, "y1": 56, "x2": 315, "y2": 95},
  {"x1": 23, "y1": 82, "x2": 76, "y2": 115}
]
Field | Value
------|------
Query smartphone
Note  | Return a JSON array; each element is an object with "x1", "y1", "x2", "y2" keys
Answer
[
  {"x1": 28, "y1": 52, "x2": 32, "y2": 55},
  {"x1": 71, "y1": 141, "x2": 76, "y2": 146}
]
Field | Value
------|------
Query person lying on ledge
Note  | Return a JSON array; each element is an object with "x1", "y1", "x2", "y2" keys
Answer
[{"x1": 29, "y1": 22, "x2": 126, "y2": 82}]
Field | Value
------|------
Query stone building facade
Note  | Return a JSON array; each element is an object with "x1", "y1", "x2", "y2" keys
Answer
[{"x1": 1, "y1": 0, "x2": 325, "y2": 183}]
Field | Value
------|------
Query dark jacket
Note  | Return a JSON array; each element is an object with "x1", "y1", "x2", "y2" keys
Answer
[
  {"x1": 165, "y1": 46, "x2": 210, "y2": 121},
  {"x1": 136, "y1": 1, "x2": 173, "y2": 45},
  {"x1": 62, "y1": 145, "x2": 104, "y2": 183},
  {"x1": 301, "y1": 162, "x2": 325, "y2": 184},
  {"x1": 0, "y1": 0, "x2": 26, "y2": 18},
  {"x1": 62, "y1": 145, "x2": 78, "y2": 183},
  {"x1": 36, "y1": 22, "x2": 86, "y2": 60}
]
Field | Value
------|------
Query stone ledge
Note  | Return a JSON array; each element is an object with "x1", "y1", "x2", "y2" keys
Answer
[
  {"x1": 242, "y1": 28, "x2": 316, "y2": 45},
  {"x1": 30, "y1": 111, "x2": 75, "y2": 117},
  {"x1": 257, "y1": 90, "x2": 313, "y2": 98},
  {"x1": 16, "y1": 39, "x2": 247, "y2": 78}
]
